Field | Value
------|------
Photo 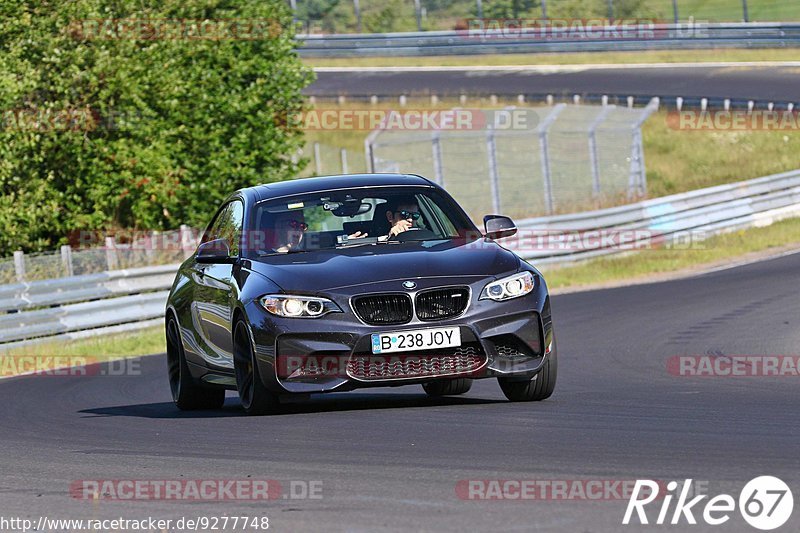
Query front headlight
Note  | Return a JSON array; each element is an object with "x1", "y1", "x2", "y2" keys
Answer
[
  {"x1": 260, "y1": 295, "x2": 342, "y2": 318},
  {"x1": 480, "y1": 271, "x2": 535, "y2": 301}
]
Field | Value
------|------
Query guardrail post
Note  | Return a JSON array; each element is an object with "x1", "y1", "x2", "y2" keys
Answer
[
  {"x1": 742, "y1": 0, "x2": 749, "y2": 22},
  {"x1": 105, "y1": 237, "x2": 118, "y2": 271},
  {"x1": 486, "y1": 127, "x2": 501, "y2": 214},
  {"x1": 672, "y1": 0, "x2": 679, "y2": 22},
  {"x1": 431, "y1": 131, "x2": 444, "y2": 187},
  {"x1": 13, "y1": 251, "x2": 25, "y2": 282},
  {"x1": 60, "y1": 245, "x2": 74, "y2": 277},
  {"x1": 340, "y1": 148, "x2": 348, "y2": 173},
  {"x1": 180, "y1": 225, "x2": 194, "y2": 259}
]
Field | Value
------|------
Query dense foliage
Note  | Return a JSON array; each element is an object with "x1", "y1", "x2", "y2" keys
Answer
[{"x1": 0, "y1": 0, "x2": 312, "y2": 253}]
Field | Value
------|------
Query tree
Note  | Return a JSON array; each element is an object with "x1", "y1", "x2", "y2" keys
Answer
[{"x1": 0, "y1": 0, "x2": 312, "y2": 254}]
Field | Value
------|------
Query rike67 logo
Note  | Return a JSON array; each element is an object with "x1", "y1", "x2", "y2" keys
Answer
[{"x1": 623, "y1": 477, "x2": 793, "y2": 530}]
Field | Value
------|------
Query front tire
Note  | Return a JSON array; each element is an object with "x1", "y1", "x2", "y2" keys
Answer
[
  {"x1": 422, "y1": 378, "x2": 473, "y2": 397},
  {"x1": 234, "y1": 319, "x2": 279, "y2": 415},
  {"x1": 166, "y1": 315, "x2": 225, "y2": 410},
  {"x1": 498, "y1": 352, "x2": 557, "y2": 402}
]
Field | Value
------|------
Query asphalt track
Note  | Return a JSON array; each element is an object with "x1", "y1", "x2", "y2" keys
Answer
[
  {"x1": 1, "y1": 250, "x2": 799, "y2": 532},
  {"x1": 306, "y1": 65, "x2": 800, "y2": 105}
]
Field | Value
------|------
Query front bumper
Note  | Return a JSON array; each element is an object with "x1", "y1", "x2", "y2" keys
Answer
[{"x1": 245, "y1": 273, "x2": 555, "y2": 394}]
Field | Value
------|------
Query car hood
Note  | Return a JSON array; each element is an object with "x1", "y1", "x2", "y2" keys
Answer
[{"x1": 247, "y1": 239, "x2": 520, "y2": 292}]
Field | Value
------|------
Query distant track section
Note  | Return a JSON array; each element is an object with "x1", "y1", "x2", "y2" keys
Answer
[{"x1": 298, "y1": 23, "x2": 800, "y2": 57}]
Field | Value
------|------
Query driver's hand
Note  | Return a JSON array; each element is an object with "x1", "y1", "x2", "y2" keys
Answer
[{"x1": 389, "y1": 220, "x2": 412, "y2": 237}]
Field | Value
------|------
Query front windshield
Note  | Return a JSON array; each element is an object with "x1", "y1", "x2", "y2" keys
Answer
[{"x1": 251, "y1": 187, "x2": 475, "y2": 255}]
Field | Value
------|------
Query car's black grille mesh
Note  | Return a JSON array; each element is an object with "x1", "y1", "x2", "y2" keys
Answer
[
  {"x1": 347, "y1": 345, "x2": 486, "y2": 380},
  {"x1": 415, "y1": 287, "x2": 470, "y2": 321},
  {"x1": 352, "y1": 294, "x2": 412, "y2": 325}
]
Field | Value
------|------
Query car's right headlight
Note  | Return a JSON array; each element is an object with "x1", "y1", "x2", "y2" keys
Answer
[
  {"x1": 479, "y1": 271, "x2": 535, "y2": 302},
  {"x1": 260, "y1": 295, "x2": 342, "y2": 318}
]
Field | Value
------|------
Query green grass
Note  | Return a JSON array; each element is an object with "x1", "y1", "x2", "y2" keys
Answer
[
  {"x1": 540, "y1": 216, "x2": 800, "y2": 289},
  {"x1": 643, "y1": 110, "x2": 800, "y2": 197},
  {"x1": 305, "y1": 48, "x2": 800, "y2": 68},
  {"x1": 1, "y1": 326, "x2": 165, "y2": 360}
]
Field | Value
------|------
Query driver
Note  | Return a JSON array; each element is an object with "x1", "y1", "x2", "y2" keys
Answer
[
  {"x1": 269, "y1": 210, "x2": 307, "y2": 252},
  {"x1": 381, "y1": 198, "x2": 421, "y2": 240}
]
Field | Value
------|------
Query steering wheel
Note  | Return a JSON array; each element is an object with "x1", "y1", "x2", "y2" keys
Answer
[{"x1": 391, "y1": 227, "x2": 437, "y2": 242}]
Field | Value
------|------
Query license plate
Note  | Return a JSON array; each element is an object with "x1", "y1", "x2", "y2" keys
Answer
[{"x1": 371, "y1": 327, "x2": 461, "y2": 354}]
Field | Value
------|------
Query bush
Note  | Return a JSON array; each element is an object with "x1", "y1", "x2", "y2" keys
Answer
[{"x1": 0, "y1": 0, "x2": 312, "y2": 254}]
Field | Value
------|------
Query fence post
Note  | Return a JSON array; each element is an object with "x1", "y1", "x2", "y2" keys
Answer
[
  {"x1": 672, "y1": 0, "x2": 679, "y2": 22},
  {"x1": 486, "y1": 127, "x2": 501, "y2": 214},
  {"x1": 60, "y1": 245, "x2": 74, "y2": 277},
  {"x1": 541, "y1": 0, "x2": 548, "y2": 20},
  {"x1": 628, "y1": 98, "x2": 660, "y2": 197},
  {"x1": 340, "y1": 148, "x2": 349, "y2": 174},
  {"x1": 353, "y1": 0, "x2": 362, "y2": 32},
  {"x1": 607, "y1": 0, "x2": 614, "y2": 19},
  {"x1": 431, "y1": 131, "x2": 444, "y2": 187},
  {"x1": 537, "y1": 104, "x2": 566, "y2": 215},
  {"x1": 180, "y1": 225, "x2": 194, "y2": 259},
  {"x1": 414, "y1": 0, "x2": 422, "y2": 31},
  {"x1": 314, "y1": 142, "x2": 322, "y2": 175},
  {"x1": 476, "y1": 0, "x2": 483, "y2": 19},
  {"x1": 13, "y1": 250, "x2": 25, "y2": 282},
  {"x1": 741, "y1": 0, "x2": 749, "y2": 22},
  {"x1": 587, "y1": 105, "x2": 614, "y2": 197},
  {"x1": 105, "y1": 237, "x2": 118, "y2": 271}
]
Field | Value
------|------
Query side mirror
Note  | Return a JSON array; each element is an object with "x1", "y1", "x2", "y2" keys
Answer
[
  {"x1": 196, "y1": 238, "x2": 235, "y2": 264},
  {"x1": 484, "y1": 215, "x2": 517, "y2": 240}
]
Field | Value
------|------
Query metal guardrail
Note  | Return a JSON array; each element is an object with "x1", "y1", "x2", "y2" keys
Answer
[
  {"x1": 298, "y1": 23, "x2": 800, "y2": 57},
  {"x1": 0, "y1": 266, "x2": 177, "y2": 346},
  {"x1": 505, "y1": 169, "x2": 800, "y2": 264},
  {"x1": 1, "y1": 168, "x2": 799, "y2": 345}
]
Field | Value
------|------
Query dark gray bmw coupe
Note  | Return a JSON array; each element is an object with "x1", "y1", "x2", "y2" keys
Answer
[{"x1": 166, "y1": 174, "x2": 556, "y2": 414}]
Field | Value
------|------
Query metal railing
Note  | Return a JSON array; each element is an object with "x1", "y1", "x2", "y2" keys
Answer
[{"x1": 297, "y1": 22, "x2": 800, "y2": 56}]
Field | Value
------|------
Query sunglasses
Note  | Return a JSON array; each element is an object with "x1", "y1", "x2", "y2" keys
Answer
[
  {"x1": 280, "y1": 219, "x2": 308, "y2": 231},
  {"x1": 396, "y1": 210, "x2": 421, "y2": 221}
]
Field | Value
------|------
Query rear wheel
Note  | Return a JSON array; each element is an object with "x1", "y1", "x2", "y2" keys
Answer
[
  {"x1": 234, "y1": 319, "x2": 280, "y2": 415},
  {"x1": 498, "y1": 352, "x2": 557, "y2": 402},
  {"x1": 422, "y1": 378, "x2": 473, "y2": 397},
  {"x1": 166, "y1": 315, "x2": 225, "y2": 410}
]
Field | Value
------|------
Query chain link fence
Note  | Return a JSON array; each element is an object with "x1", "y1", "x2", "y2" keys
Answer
[
  {"x1": 0, "y1": 228, "x2": 199, "y2": 285},
  {"x1": 366, "y1": 100, "x2": 658, "y2": 221}
]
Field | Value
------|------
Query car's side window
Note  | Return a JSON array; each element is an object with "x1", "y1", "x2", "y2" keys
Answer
[{"x1": 200, "y1": 200, "x2": 244, "y2": 256}]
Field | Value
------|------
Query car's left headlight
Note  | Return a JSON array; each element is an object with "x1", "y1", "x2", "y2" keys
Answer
[
  {"x1": 260, "y1": 295, "x2": 342, "y2": 318},
  {"x1": 480, "y1": 271, "x2": 535, "y2": 301}
]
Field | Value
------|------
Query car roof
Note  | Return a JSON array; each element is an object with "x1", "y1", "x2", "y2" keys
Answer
[{"x1": 245, "y1": 174, "x2": 435, "y2": 202}]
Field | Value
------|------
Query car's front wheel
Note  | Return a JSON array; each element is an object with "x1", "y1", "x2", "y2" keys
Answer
[
  {"x1": 166, "y1": 315, "x2": 225, "y2": 410},
  {"x1": 422, "y1": 378, "x2": 473, "y2": 397},
  {"x1": 498, "y1": 352, "x2": 557, "y2": 402},
  {"x1": 233, "y1": 319, "x2": 280, "y2": 415}
]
